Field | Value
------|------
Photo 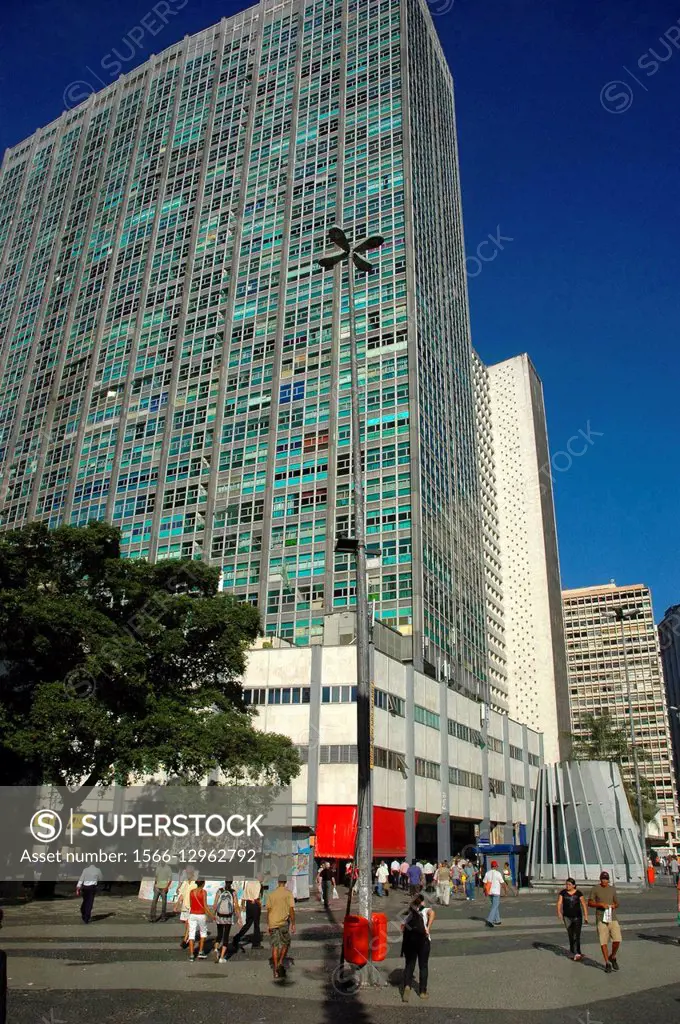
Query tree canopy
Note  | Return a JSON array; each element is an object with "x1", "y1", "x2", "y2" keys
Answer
[
  {"x1": 0, "y1": 521, "x2": 299, "y2": 803},
  {"x1": 571, "y1": 711, "x2": 658, "y2": 824}
]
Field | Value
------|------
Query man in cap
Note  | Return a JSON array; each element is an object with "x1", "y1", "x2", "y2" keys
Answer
[
  {"x1": 588, "y1": 870, "x2": 621, "y2": 972},
  {"x1": 482, "y1": 859, "x2": 506, "y2": 928},
  {"x1": 267, "y1": 874, "x2": 296, "y2": 980}
]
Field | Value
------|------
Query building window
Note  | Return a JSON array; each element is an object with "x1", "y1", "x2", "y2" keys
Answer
[
  {"x1": 415, "y1": 705, "x2": 440, "y2": 730},
  {"x1": 415, "y1": 758, "x2": 440, "y2": 780},
  {"x1": 319, "y1": 745, "x2": 358, "y2": 764},
  {"x1": 509, "y1": 744, "x2": 523, "y2": 761},
  {"x1": 511, "y1": 783, "x2": 526, "y2": 800},
  {"x1": 374, "y1": 746, "x2": 406, "y2": 773},
  {"x1": 322, "y1": 685, "x2": 357, "y2": 703},
  {"x1": 374, "y1": 688, "x2": 405, "y2": 717}
]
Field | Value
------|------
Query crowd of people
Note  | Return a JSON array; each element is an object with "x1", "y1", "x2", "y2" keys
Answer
[
  {"x1": 168, "y1": 867, "x2": 295, "y2": 979},
  {"x1": 370, "y1": 855, "x2": 515, "y2": 904}
]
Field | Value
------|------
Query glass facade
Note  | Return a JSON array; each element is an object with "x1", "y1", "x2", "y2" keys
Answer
[{"x1": 0, "y1": 0, "x2": 488, "y2": 700}]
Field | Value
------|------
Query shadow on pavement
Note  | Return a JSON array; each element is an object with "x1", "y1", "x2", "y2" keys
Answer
[
  {"x1": 533, "y1": 941, "x2": 603, "y2": 970},
  {"x1": 637, "y1": 932, "x2": 680, "y2": 946}
]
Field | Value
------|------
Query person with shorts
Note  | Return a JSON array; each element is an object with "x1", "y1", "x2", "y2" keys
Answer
[
  {"x1": 588, "y1": 870, "x2": 621, "y2": 972},
  {"x1": 267, "y1": 873, "x2": 296, "y2": 980},
  {"x1": 187, "y1": 879, "x2": 214, "y2": 961},
  {"x1": 174, "y1": 869, "x2": 196, "y2": 948}
]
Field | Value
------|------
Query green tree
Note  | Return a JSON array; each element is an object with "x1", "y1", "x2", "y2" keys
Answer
[
  {"x1": 571, "y1": 712, "x2": 658, "y2": 824},
  {"x1": 0, "y1": 521, "x2": 300, "y2": 803}
]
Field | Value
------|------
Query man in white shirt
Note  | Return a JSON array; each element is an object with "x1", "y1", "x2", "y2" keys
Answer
[
  {"x1": 375, "y1": 860, "x2": 389, "y2": 897},
  {"x1": 390, "y1": 859, "x2": 401, "y2": 889},
  {"x1": 483, "y1": 859, "x2": 507, "y2": 927},
  {"x1": 76, "y1": 864, "x2": 103, "y2": 923},
  {"x1": 423, "y1": 861, "x2": 435, "y2": 892}
]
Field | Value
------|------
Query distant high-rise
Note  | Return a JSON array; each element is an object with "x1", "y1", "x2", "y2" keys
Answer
[
  {"x1": 472, "y1": 351, "x2": 508, "y2": 714},
  {"x1": 564, "y1": 582, "x2": 677, "y2": 834},
  {"x1": 486, "y1": 354, "x2": 570, "y2": 762},
  {"x1": 658, "y1": 604, "x2": 680, "y2": 813},
  {"x1": 0, "y1": 0, "x2": 490, "y2": 697}
]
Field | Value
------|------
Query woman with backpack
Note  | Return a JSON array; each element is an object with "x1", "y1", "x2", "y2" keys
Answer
[
  {"x1": 400, "y1": 893, "x2": 435, "y2": 1002},
  {"x1": 212, "y1": 880, "x2": 239, "y2": 963}
]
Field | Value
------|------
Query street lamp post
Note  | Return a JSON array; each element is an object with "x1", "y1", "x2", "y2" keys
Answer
[
  {"x1": 611, "y1": 606, "x2": 648, "y2": 882},
  {"x1": 318, "y1": 227, "x2": 384, "y2": 980}
]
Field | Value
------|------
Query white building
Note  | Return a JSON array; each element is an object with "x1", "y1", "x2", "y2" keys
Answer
[
  {"x1": 472, "y1": 351, "x2": 509, "y2": 714},
  {"x1": 242, "y1": 614, "x2": 543, "y2": 863},
  {"x1": 486, "y1": 354, "x2": 571, "y2": 762}
]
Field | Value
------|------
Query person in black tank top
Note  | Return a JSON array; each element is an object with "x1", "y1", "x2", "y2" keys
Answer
[{"x1": 557, "y1": 877, "x2": 589, "y2": 960}]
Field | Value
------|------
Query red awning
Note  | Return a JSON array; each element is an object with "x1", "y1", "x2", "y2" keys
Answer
[
  {"x1": 373, "y1": 806, "x2": 406, "y2": 857},
  {"x1": 315, "y1": 805, "x2": 406, "y2": 858},
  {"x1": 315, "y1": 805, "x2": 357, "y2": 858}
]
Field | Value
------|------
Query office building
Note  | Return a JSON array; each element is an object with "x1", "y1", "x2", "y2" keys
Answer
[
  {"x1": 658, "y1": 604, "x2": 680, "y2": 826},
  {"x1": 243, "y1": 613, "x2": 542, "y2": 860},
  {"x1": 472, "y1": 350, "x2": 508, "y2": 714},
  {"x1": 486, "y1": 354, "x2": 570, "y2": 762},
  {"x1": 564, "y1": 582, "x2": 677, "y2": 837},
  {"x1": 0, "y1": 0, "x2": 490, "y2": 701}
]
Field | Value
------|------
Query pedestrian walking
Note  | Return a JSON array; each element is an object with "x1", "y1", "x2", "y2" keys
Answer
[
  {"x1": 76, "y1": 864, "x2": 103, "y2": 924},
  {"x1": 375, "y1": 860, "x2": 389, "y2": 897},
  {"x1": 187, "y1": 879, "x2": 213, "y2": 961},
  {"x1": 462, "y1": 863, "x2": 475, "y2": 901},
  {"x1": 407, "y1": 859, "x2": 423, "y2": 896},
  {"x1": 390, "y1": 859, "x2": 401, "y2": 889},
  {"x1": 588, "y1": 870, "x2": 621, "y2": 972},
  {"x1": 267, "y1": 874, "x2": 296, "y2": 980},
  {"x1": 317, "y1": 861, "x2": 335, "y2": 909},
  {"x1": 149, "y1": 862, "x2": 173, "y2": 922},
  {"x1": 671, "y1": 857, "x2": 680, "y2": 886},
  {"x1": 212, "y1": 880, "x2": 239, "y2": 963},
  {"x1": 399, "y1": 859, "x2": 409, "y2": 890},
  {"x1": 676, "y1": 871, "x2": 680, "y2": 924},
  {"x1": 174, "y1": 869, "x2": 196, "y2": 948},
  {"x1": 434, "y1": 861, "x2": 451, "y2": 905},
  {"x1": 399, "y1": 894, "x2": 434, "y2": 1002},
  {"x1": 483, "y1": 860, "x2": 506, "y2": 927},
  {"x1": 423, "y1": 860, "x2": 435, "y2": 892},
  {"x1": 453, "y1": 858, "x2": 464, "y2": 896},
  {"x1": 557, "y1": 878, "x2": 589, "y2": 960},
  {"x1": 231, "y1": 876, "x2": 263, "y2": 951}
]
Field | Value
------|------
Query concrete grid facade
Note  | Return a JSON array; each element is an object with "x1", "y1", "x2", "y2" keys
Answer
[
  {"x1": 564, "y1": 582, "x2": 677, "y2": 834},
  {"x1": 0, "y1": 0, "x2": 490, "y2": 702},
  {"x1": 486, "y1": 354, "x2": 570, "y2": 762}
]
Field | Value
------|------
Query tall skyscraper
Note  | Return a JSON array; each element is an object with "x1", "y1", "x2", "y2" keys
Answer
[
  {"x1": 658, "y1": 604, "x2": 680, "y2": 815},
  {"x1": 0, "y1": 0, "x2": 489, "y2": 698},
  {"x1": 472, "y1": 350, "x2": 508, "y2": 714},
  {"x1": 564, "y1": 582, "x2": 677, "y2": 834},
  {"x1": 486, "y1": 354, "x2": 570, "y2": 762}
]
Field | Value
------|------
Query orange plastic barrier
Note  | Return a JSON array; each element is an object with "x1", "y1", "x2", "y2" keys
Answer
[
  {"x1": 343, "y1": 915, "x2": 370, "y2": 966},
  {"x1": 370, "y1": 912, "x2": 388, "y2": 962}
]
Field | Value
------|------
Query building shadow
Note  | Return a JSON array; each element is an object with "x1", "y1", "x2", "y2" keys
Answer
[{"x1": 533, "y1": 941, "x2": 603, "y2": 970}]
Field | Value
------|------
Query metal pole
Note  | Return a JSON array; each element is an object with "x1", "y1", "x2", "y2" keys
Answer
[
  {"x1": 347, "y1": 260, "x2": 374, "y2": 967},
  {"x1": 619, "y1": 615, "x2": 647, "y2": 882}
]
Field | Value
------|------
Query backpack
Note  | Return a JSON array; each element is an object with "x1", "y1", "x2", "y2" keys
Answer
[{"x1": 216, "y1": 889, "x2": 234, "y2": 921}]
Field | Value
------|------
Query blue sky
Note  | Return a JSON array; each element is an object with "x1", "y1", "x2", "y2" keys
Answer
[{"x1": 1, "y1": 0, "x2": 678, "y2": 619}]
